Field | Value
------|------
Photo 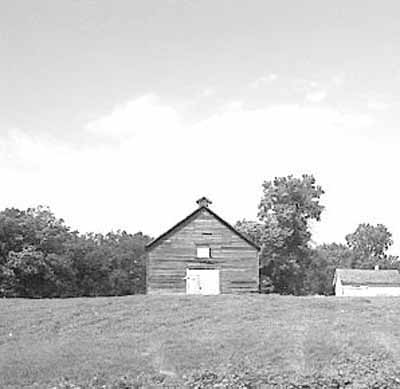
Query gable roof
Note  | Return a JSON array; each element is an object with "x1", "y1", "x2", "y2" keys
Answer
[
  {"x1": 334, "y1": 268, "x2": 400, "y2": 287},
  {"x1": 146, "y1": 206, "x2": 260, "y2": 251}
]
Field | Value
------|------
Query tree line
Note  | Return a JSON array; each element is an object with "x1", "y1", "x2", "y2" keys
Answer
[
  {"x1": 235, "y1": 174, "x2": 399, "y2": 295},
  {"x1": 0, "y1": 206, "x2": 150, "y2": 297},
  {"x1": 0, "y1": 174, "x2": 398, "y2": 298}
]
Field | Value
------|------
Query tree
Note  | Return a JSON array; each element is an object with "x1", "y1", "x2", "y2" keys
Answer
[
  {"x1": 4, "y1": 246, "x2": 55, "y2": 297},
  {"x1": 0, "y1": 206, "x2": 73, "y2": 263},
  {"x1": 25, "y1": 206, "x2": 74, "y2": 255},
  {"x1": 0, "y1": 208, "x2": 31, "y2": 265},
  {"x1": 45, "y1": 253, "x2": 77, "y2": 297},
  {"x1": 234, "y1": 219, "x2": 264, "y2": 246},
  {"x1": 345, "y1": 223, "x2": 394, "y2": 268},
  {"x1": 0, "y1": 205, "x2": 151, "y2": 298},
  {"x1": 258, "y1": 174, "x2": 325, "y2": 294},
  {"x1": 66, "y1": 230, "x2": 150, "y2": 297},
  {"x1": 304, "y1": 243, "x2": 354, "y2": 295}
]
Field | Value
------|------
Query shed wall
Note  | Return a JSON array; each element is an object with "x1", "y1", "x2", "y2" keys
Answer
[
  {"x1": 335, "y1": 276, "x2": 400, "y2": 296},
  {"x1": 335, "y1": 277, "x2": 343, "y2": 296},
  {"x1": 340, "y1": 285, "x2": 400, "y2": 297}
]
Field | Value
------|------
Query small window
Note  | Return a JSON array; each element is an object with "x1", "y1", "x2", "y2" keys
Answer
[{"x1": 197, "y1": 246, "x2": 211, "y2": 258}]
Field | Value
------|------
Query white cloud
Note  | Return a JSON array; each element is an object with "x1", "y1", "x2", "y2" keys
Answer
[
  {"x1": 3, "y1": 95, "x2": 400, "y2": 254},
  {"x1": 305, "y1": 90, "x2": 327, "y2": 103},
  {"x1": 332, "y1": 74, "x2": 345, "y2": 87},
  {"x1": 200, "y1": 87, "x2": 216, "y2": 97},
  {"x1": 85, "y1": 94, "x2": 181, "y2": 139},
  {"x1": 249, "y1": 73, "x2": 278, "y2": 88},
  {"x1": 222, "y1": 100, "x2": 244, "y2": 111},
  {"x1": 367, "y1": 99, "x2": 389, "y2": 111}
]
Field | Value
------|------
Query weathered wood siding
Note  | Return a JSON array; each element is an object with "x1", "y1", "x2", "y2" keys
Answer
[{"x1": 147, "y1": 208, "x2": 259, "y2": 294}]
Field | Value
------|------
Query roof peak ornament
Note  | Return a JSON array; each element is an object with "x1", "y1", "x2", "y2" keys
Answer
[{"x1": 196, "y1": 196, "x2": 212, "y2": 208}]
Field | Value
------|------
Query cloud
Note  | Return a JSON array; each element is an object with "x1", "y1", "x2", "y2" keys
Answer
[
  {"x1": 305, "y1": 90, "x2": 327, "y2": 103},
  {"x1": 332, "y1": 74, "x2": 345, "y2": 87},
  {"x1": 249, "y1": 73, "x2": 278, "y2": 88},
  {"x1": 4, "y1": 95, "x2": 400, "y2": 254},
  {"x1": 199, "y1": 87, "x2": 216, "y2": 97},
  {"x1": 367, "y1": 99, "x2": 389, "y2": 111},
  {"x1": 85, "y1": 94, "x2": 181, "y2": 140}
]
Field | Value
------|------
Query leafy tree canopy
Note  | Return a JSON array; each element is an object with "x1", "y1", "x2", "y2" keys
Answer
[
  {"x1": 345, "y1": 223, "x2": 393, "y2": 268},
  {"x1": 234, "y1": 219, "x2": 264, "y2": 246},
  {"x1": 0, "y1": 206, "x2": 150, "y2": 298},
  {"x1": 257, "y1": 174, "x2": 325, "y2": 294},
  {"x1": 258, "y1": 174, "x2": 324, "y2": 253}
]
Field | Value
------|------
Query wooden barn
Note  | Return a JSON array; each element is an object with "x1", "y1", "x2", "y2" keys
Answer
[{"x1": 146, "y1": 197, "x2": 260, "y2": 294}]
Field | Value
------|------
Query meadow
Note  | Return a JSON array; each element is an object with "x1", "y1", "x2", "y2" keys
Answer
[{"x1": 2, "y1": 295, "x2": 400, "y2": 388}]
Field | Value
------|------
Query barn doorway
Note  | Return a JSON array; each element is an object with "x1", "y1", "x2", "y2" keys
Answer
[{"x1": 186, "y1": 269, "x2": 220, "y2": 295}]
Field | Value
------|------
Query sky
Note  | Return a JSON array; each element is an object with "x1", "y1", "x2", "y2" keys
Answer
[{"x1": 1, "y1": 1, "x2": 400, "y2": 252}]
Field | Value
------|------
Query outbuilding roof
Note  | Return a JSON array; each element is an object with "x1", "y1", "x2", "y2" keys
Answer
[{"x1": 334, "y1": 268, "x2": 400, "y2": 287}]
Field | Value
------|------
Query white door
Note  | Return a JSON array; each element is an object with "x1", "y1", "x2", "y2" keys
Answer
[{"x1": 186, "y1": 269, "x2": 220, "y2": 295}]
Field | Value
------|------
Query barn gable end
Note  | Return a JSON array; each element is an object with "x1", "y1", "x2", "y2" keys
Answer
[{"x1": 146, "y1": 199, "x2": 259, "y2": 294}]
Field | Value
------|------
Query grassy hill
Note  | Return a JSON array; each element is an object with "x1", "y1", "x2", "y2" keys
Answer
[{"x1": 2, "y1": 295, "x2": 400, "y2": 388}]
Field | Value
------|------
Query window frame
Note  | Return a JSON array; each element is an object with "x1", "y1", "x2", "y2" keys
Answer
[{"x1": 196, "y1": 246, "x2": 211, "y2": 259}]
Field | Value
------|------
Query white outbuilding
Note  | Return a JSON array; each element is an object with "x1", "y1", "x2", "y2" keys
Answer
[{"x1": 333, "y1": 268, "x2": 400, "y2": 296}]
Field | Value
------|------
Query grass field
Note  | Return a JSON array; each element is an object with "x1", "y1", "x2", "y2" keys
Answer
[{"x1": 2, "y1": 295, "x2": 400, "y2": 388}]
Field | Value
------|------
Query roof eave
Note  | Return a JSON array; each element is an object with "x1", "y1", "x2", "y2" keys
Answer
[{"x1": 341, "y1": 282, "x2": 400, "y2": 287}]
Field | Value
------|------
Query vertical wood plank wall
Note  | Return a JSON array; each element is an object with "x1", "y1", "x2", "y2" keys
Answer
[{"x1": 147, "y1": 209, "x2": 259, "y2": 294}]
